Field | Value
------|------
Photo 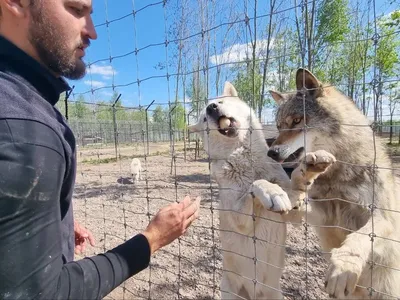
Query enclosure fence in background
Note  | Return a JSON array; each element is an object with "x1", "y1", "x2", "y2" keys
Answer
[{"x1": 61, "y1": 0, "x2": 400, "y2": 299}]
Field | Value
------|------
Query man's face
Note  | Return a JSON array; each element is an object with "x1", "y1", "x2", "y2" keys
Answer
[{"x1": 28, "y1": 0, "x2": 97, "y2": 79}]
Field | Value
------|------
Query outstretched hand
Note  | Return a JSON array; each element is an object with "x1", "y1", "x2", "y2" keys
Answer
[{"x1": 142, "y1": 195, "x2": 201, "y2": 255}]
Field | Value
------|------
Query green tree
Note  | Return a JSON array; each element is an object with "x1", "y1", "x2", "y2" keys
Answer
[
  {"x1": 186, "y1": 65, "x2": 207, "y2": 116},
  {"x1": 232, "y1": 63, "x2": 263, "y2": 116},
  {"x1": 152, "y1": 105, "x2": 168, "y2": 124},
  {"x1": 375, "y1": 22, "x2": 400, "y2": 124},
  {"x1": 295, "y1": 0, "x2": 350, "y2": 72},
  {"x1": 96, "y1": 101, "x2": 113, "y2": 121},
  {"x1": 341, "y1": 2, "x2": 372, "y2": 104},
  {"x1": 170, "y1": 102, "x2": 186, "y2": 130},
  {"x1": 55, "y1": 92, "x2": 67, "y2": 117},
  {"x1": 108, "y1": 91, "x2": 129, "y2": 121},
  {"x1": 70, "y1": 95, "x2": 90, "y2": 119},
  {"x1": 94, "y1": 90, "x2": 132, "y2": 121},
  {"x1": 271, "y1": 28, "x2": 299, "y2": 92},
  {"x1": 131, "y1": 110, "x2": 146, "y2": 123},
  {"x1": 387, "y1": 83, "x2": 400, "y2": 144},
  {"x1": 385, "y1": 9, "x2": 400, "y2": 28}
]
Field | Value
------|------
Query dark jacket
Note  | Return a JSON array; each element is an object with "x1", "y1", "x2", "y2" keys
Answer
[{"x1": 0, "y1": 34, "x2": 150, "y2": 299}]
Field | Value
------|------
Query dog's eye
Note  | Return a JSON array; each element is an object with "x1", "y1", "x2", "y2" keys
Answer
[
  {"x1": 203, "y1": 117, "x2": 207, "y2": 122},
  {"x1": 293, "y1": 118, "x2": 301, "y2": 125}
]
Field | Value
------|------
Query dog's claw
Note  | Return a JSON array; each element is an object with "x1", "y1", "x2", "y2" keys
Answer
[
  {"x1": 302, "y1": 150, "x2": 336, "y2": 173},
  {"x1": 250, "y1": 179, "x2": 292, "y2": 213},
  {"x1": 325, "y1": 246, "x2": 362, "y2": 299}
]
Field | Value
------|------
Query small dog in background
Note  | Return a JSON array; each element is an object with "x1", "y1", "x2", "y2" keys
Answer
[{"x1": 130, "y1": 158, "x2": 142, "y2": 184}]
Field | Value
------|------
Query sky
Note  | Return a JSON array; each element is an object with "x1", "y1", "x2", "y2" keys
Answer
[
  {"x1": 69, "y1": 1, "x2": 169, "y2": 108},
  {"x1": 69, "y1": 0, "x2": 399, "y2": 122}
]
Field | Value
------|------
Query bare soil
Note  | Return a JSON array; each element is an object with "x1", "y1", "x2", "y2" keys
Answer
[{"x1": 72, "y1": 142, "x2": 400, "y2": 300}]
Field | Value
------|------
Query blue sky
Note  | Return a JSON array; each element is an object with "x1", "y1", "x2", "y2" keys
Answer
[
  {"x1": 69, "y1": 1, "x2": 170, "y2": 108},
  {"x1": 69, "y1": 0, "x2": 398, "y2": 120}
]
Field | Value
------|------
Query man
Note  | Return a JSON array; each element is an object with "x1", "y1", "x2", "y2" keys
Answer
[{"x1": 0, "y1": 0, "x2": 201, "y2": 299}]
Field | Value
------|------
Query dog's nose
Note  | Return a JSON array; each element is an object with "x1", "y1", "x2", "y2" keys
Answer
[
  {"x1": 267, "y1": 149, "x2": 280, "y2": 161},
  {"x1": 206, "y1": 103, "x2": 219, "y2": 115}
]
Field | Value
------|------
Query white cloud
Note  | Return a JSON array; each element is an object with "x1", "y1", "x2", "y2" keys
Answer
[
  {"x1": 84, "y1": 80, "x2": 106, "y2": 88},
  {"x1": 209, "y1": 39, "x2": 275, "y2": 65},
  {"x1": 101, "y1": 91, "x2": 114, "y2": 97},
  {"x1": 87, "y1": 64, "x2": 117, "y2": 80}
]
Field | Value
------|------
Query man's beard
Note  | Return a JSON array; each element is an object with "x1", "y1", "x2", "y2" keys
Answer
[{"x1": 27, "y1": 5, "x2": 88, "y2": 80}]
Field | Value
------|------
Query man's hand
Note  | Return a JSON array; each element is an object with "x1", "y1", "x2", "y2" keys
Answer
[
  {"x1": 74, "y1": 221, "x2": 96, "y2": 255},
  {"x1": 142, "y1": 195, "x2": 201, "y2": 255}
]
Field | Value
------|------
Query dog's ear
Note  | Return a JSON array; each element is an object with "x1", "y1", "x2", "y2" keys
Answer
[
  {"x1": 296, "y1": 68, "x2": 323, "y2": 97},
  {"x1": 223, "y1": 81, "x2": 238, "y2": 97},
  {"x1": 269, "y1": 90, "x2": 286, "y2": 105}
]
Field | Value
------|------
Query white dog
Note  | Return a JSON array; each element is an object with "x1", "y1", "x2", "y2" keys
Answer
[
  {"x1": 130, "y1": 158, "x2": 142, "y2": 183},
  {"x1": 188, "y1": 82, "x2": 334, "y2": 299}
]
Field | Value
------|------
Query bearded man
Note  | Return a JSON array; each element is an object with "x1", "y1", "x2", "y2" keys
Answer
[{"x1": 0, "y1": 1, "x2": 200, "y2": 299}]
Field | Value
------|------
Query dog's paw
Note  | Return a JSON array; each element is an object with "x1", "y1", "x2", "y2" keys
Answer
[
  {"x1": 325, "y1": 247, "x2": 363, "y2": 298},
  {"x1": 250, "y1": 179, "x2": 292, "y2": 213},
  {"x1": 302, "y1": 150, "x2": 336, "y2": 174}
]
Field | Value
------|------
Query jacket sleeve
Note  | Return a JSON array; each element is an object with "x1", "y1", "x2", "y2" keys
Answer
[{"x1": 0, "y1": 120, "x2": 150, "y2": 300}]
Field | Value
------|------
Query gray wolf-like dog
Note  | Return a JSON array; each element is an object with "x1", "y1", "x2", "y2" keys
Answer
[
  {"x1": 268, "y1": 68, "x2": 400, "y2": 299},
  {"x1": 188, "y1": 82, "x2": 334, "y2": 299}
]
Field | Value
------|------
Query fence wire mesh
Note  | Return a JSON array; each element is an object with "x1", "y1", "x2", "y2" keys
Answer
[{"x1": 61, "y1": 0, "x2": 400, "y2": 299}]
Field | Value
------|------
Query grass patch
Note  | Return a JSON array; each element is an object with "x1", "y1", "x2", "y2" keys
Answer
[
  {"x1": 81, "y1": 157, "x2": 119, "y2": 165},
  {"x1": 81, "y1": 147, "x2": 186, "y2": 165}
]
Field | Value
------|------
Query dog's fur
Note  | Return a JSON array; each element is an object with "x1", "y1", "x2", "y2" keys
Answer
[
  {"x1": 130, "y1": 158, "x2": 142, "y2": 183},
  {"x1": 188, "y1": 82, "x2": 333, "y2": 299},
  {"x1": 268, "y1": 68, "x2": 400, "y2": 299}
]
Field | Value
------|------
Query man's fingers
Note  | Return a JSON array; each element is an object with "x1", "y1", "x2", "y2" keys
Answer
[
  {"x1": 75, "y1": 245, "x2": 82, "y2": 254},
  {"x1": 81, "y1": 242, "x2": 86, "y2": 253},
  {"x1": 178, "y1": 195, "x2": 191, "y2": 210},
  {"x1": 183, "y1": 196, "x2": 201, "y2": 224},
  {"x1": 183, "y1": 208, "x2": 200, "y2": 229},
  {"x1": 86, "y1": 230, "x2": 96, "y2": 246}
]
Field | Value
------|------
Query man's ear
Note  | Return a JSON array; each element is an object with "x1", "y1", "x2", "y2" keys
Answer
[
  {"x1": 2, "y1": 0, "x2": 31, "y2": 18},
  {"x1": 223, "y1": 81, "x2": 238, "y2": 97},
  {"x1": 269, "y1": 90, "x2": 286, "y2": 105}
]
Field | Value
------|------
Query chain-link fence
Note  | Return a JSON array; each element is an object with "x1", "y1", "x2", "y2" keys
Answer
[{"x1": 65, "y1": 0, "x2": 400, "y2": 299}]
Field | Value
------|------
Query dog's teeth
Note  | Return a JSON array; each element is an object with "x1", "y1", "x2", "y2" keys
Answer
[{"x1": 219, "y1": 117, "x2": 231, "y2": 129}]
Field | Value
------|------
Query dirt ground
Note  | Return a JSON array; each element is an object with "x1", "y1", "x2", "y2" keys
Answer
[{"x1": 72, "y1": 141, "x2": 400, "y2": 300}]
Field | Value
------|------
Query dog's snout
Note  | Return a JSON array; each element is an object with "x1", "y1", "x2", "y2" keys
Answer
[
  {"x1": 206, "y1": 103, "x2": 220, "y2": 119},
  {"x1": 267, "y1": 148, "x2": 280, "y2": 161},
  {"x1": 207, "y1": 103, "x2": 218, "y2": 114}
]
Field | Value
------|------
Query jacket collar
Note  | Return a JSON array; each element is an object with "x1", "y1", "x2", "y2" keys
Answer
[{"x1": 0, "y1": 35, "x2": 71, "y2": 105}]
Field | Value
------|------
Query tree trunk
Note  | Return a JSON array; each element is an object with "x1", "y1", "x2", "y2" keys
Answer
[
  {"x1": 260, "y1": 0, "x2": 276, "y2": 123},
  {"x1": 389, "y1": 115, "x2": 393, "y2": 144},
  {"x1": 294, "y1": 0, "x2": 304, "y2": 68}
]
